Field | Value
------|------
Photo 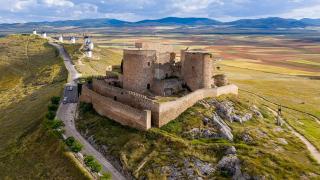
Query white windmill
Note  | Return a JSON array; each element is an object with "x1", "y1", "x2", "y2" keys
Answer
[
  {"x1": 42, "y1": 32, "x2": 47, "y2": 38},
  {"x1": 59, "y1": 35, "x2": 64, "y2": 43},
  {"x1": 83, "y1": 35, "x2": 94, "y2": 58},
  {"x1": 32, "y1": 29, "x2": 37, "y2": 35},
  {"x1": 71, "y1": 36, "x2": 76, "y2": 44}
]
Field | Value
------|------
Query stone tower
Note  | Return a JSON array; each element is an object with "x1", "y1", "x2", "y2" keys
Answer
[
  {"x1": 122, "y1": 49, "x2": 156, "y2": 94},
  {"x1": 182, "y1": 51, "x2": 213, "y2": 91}
]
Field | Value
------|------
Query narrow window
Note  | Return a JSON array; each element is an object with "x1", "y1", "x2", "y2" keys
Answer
[
  {"x1": 148, "y1": 62, "x2": 151, "y2": 66},
  {"x1": 114, "y1": 96, "x2": 117, "y2": 101},
  {"x1": 147, "y1": 84, "x2": 151, "y2": 90}
]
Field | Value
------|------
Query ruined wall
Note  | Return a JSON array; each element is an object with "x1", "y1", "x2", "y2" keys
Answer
[
  {"x1": 182, "y1": 51, "x2": 213, "y2": 91},
  {"x1": 122, "y1": 49, "x2": 156, "y2": 94},
  {"x1": 80, "y1": 85, "x2": 151, "y2": 131},
  {"x1": 92, "y1": 79, "x2": 158, "y2": 111},
  {"x1": 154, "y1": 84, "x2": 238, "y2": 127}
]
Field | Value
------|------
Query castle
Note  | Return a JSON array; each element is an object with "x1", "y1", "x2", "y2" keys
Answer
[{"x1": 80, "y1": 42, "x2": 238, "y2": 130}]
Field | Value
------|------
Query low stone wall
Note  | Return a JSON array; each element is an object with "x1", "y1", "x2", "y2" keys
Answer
[
  {"x1": 154, "y1": 84, "x2": 238, "y2": 127},
  {"x1": 80, "y1": 85, "x2": 151, "y2": 131}
]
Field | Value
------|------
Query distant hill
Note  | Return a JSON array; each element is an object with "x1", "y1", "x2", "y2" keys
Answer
[
  {"x1": 1, "y1": 17, "x2": 320, "y2": 29},
  {"x1": 226, "y1": 17, "x2": 308, "y2": 28},
  {"x1": 300, "y1": 18, "x2": 320, "y2": 26},
  {"x1": 135, "y1": 17, "x2": 221, "y2": 26}
]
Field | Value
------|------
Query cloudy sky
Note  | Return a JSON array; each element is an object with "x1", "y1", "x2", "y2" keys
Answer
[{"x1": 0, "y1": 0, "x2": 320, "y2": 23}]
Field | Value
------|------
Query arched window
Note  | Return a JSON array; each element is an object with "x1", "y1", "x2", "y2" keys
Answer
[{"x1": 147, "y1": 84, "x2": 151, "y2": 90}]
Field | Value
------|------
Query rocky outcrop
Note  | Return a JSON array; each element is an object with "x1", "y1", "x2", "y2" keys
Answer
[
  {"x1": 211, "y1": 113, "x2": 234, "y2": 141},
  {"x1": 183, "y1": 128, "x2": 219, "y2": 139},
  {"x1": 217, "y1": 154, "x2": 250, "y2": 180},
  {"x1": 207, "y1": 99, "x2": 255, "y2": 124}
]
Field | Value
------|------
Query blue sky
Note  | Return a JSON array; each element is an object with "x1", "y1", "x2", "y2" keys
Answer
[{"x1": 0, "y1": 0, "x2": 320, "y2": 23}]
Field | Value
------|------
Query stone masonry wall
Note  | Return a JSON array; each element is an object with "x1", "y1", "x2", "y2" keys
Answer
[
  {"x1": 80, "y1": 85, "x2": 151, "y2": 131},
  {"x1": 154, "y1": 84, "x2": 238, "y2": 127},
  {"x1": 82, "y1": 79, "x2": 238, "y2": 129}
]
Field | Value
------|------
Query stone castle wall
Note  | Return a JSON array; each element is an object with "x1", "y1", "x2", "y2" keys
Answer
[
  {"x1": 80, "y1": 85, "x2": 151, "y2": 131},
  {"x1": 81, "y1": 79, "x2": 238, "y2": 129},
  {"x1": 154, "y1": 84, "x2": 238, "y2": 127}
]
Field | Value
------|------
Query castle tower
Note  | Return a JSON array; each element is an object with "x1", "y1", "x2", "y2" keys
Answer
[
  {"x1": 122, "y1": 49, "x2": 156, "y2": 94},
  {"x1": 181, "y1": 51, "x2": 213, "y2": 91}
]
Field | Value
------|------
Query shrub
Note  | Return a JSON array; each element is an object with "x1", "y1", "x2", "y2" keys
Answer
[
  {"x1": 65, "y1": 137, "x2": 83, "y2": 153},
  {"x1": 65, "y1": 137, "x2": 75, "y2": 146},
  {"x1": 46, "y1": 111, "x2": 56, "y2": 120},
  {"x1": 48, "y1": 104, "x2": 59, "y2": 111},
  {"x1": 80, "y1": 102, "x2": 93, "y2": 113},
  {"x1": 51, "y1": 96, "x2": 60, "y2": 105},
  {"x1": 100, "y1": 172, "x2": 112, "y2": 180},
  {"x1": 45, "y1": 119, "x2": 64, "y2": 129},
  {"x1": 70, "y1": 141, "x2": 83, "y2": 153},
  {"x1": 84, "y1": 155, "x2": 102, "y2": 173}
]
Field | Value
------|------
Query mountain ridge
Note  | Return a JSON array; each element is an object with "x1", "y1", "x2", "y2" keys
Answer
[{"x1": 1, "y1": 17, "x2": 320, "y2": 29}]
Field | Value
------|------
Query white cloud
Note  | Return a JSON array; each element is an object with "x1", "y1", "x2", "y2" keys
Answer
[
  {"x1": 41, "y1": 0, "x2": 74, "y2": 7},
  {"x1": 280, "y1": 5, "x2": 320, "y2": 19}
]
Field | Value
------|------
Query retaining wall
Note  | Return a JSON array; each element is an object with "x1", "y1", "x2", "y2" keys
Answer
[
  {"x1": 80, "y1": 85, "x2": 151, "y2": 131},
  {"x1": 154, "y1": 84, "x2": 238, "y2": 127}
]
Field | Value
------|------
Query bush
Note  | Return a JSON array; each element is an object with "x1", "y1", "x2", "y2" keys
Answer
[
  {"x1": 100, "y1": 172, "x2": 112, "y2": 180},
  {"x1": 79, "y1": 102, "x2": 93, "y2": 113},
  {"x1": 51, "y1": 96, "x2": 60, "y2": 105},
  {"x1": 84, "y1": 155, "x2": 102, "y2": 173},
  {"x1": 65, "y1": 137, "x2": 75, "y2": 146},
  {"x1": 46, "y1": 111, "x2": 56, "y2": 120},
  {"x1": 65, "y1": 136, "x2": 83, "y2": 153},
  {"x1": 48, "y1": 104, "x2": 59, "y2": 111},
  {"x1": 45, "y1": 119, "x2": 64, "y2": 129},
  {"x1": 70, "y1": 141, "x2": 83, "y2": 153}
]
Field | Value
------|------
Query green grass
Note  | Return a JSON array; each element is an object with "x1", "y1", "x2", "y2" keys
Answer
[
  {"x1": 63, "y1": 43, "x2": 122, "y2": 77},
  {"x1": 76, "y1": 94, "x2": 320, "y2": 179},
  {"x1": 0, "y1": 34, "x2": 88, "y2": 179}
]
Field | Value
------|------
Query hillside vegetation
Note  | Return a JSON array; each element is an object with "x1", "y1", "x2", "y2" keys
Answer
[
  {"x1": 0, "y1": 34, "x2": 88, "y2": 179},
  {"x1": 77, "y1": 95, "x2": 320, "y2": 179}
]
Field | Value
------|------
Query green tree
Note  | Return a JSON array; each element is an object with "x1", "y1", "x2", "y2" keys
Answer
[
  {"x1": 46, "y1": 111, "x2": 56, "y2": 120},
  {"x1": 51, "y1": 96, "x2": 60, "y2": 105},
  {"x1": 48, "y1": 104, "x2": 59, "y2": 111}
]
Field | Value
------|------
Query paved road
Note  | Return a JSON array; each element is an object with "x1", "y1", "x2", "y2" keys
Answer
[{"x1": 51, "y1": 42, "x2": 126, "y2": 180}]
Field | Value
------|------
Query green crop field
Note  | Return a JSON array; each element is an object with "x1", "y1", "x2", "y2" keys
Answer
[{"x1": 0, "y1": 34, "x2": 88, "y2": 179}]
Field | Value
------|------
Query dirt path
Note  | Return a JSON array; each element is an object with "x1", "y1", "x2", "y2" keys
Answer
[{"x1": 267, "y1": 107, "x2": 320, "y2": 164}]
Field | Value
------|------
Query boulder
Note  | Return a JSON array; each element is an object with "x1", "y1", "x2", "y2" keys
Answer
[
  {"x1": 225, "y1": 146, "x2": 237, "y2": 155},
  {"x1": 209, "y1": 100, "x2": 234, "y2": 122},
  {"x1": 194, "y1": 159, "x2": 215, "y2": 176},
  {"x1": 242, "y1": 133, "x2": 254, "y2": 144},
  {"x1": 217, "y1": 155, "x2": 241, "y2": 177},
  {"x1": 212, "y1": 113, "x2": 234, "y2": 141},
  {"x1": 242, "y1": 113, "x2": 253, "y2": 123},
  {"x1": 251, "y1": 105, "x2": 263, "y2": 118}
]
